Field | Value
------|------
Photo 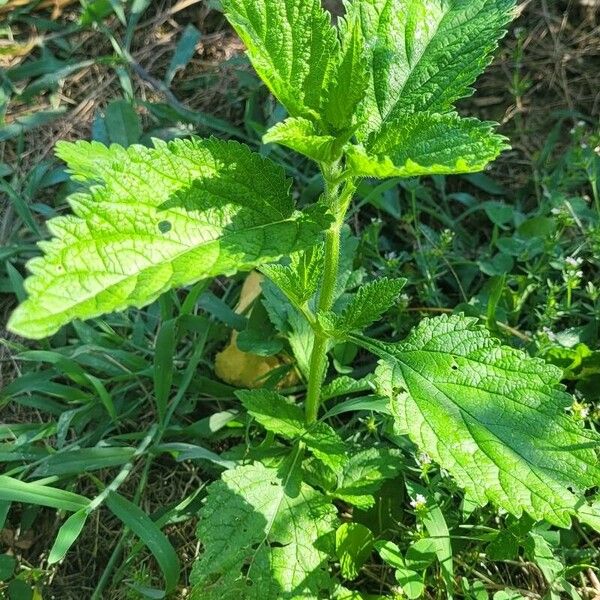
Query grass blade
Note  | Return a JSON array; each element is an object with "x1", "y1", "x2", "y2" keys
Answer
[
  {"x1": 0, "y1": 476, "x2": 90, "y2": 512},
  {"x1": 48, "y1": 509, "x2": 89, "y2": 564},
  {"x1": 105, "y1": 492, "x2": 180, "y2": 593}
]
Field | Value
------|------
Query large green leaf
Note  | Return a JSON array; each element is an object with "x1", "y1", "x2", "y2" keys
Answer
[
  {"x1": 354, "y1": 315, "x2": 600, "y2": 527},
  {"x1": 346, "y1": 0, "x2": 516, "y2": 138},
  {"x1": 348, "y1": 113, "x2": 508, "y2": 178},
  {"x1": 222, "y1": 0, "x2": 338, "y2": 118},
  {"x1": 8, "y1": 138, "x2": 329, "y2": 339},
  {"x1": 190, "y1": 462, "x2": 338, "y2": 599}
]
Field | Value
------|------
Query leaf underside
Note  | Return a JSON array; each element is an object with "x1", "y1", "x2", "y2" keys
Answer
[
  {"x1": 355, "y1": 315, "x2": 600, "y2": 527},
  {"x1": 8, "y1": 138, "x2": 328, "y2": 339},
  {"x1": 190, "y1": 462, "x2": 337, "y2": 600}
]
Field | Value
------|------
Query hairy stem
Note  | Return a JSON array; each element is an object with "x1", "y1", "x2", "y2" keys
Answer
[{"x1": 305, "y1": 165, "x2": 354, "y2": 424}]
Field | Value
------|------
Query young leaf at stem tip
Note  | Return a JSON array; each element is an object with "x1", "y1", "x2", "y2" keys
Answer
[
  {"x1": 345, "y1": 0, "x2": 517, "y2": 140},
  {"x1": 222, "y1": 0, "x2": 338, "y2": 119},
  {"x1": 260, "y1": 246, "x2": 324, "y2": 311}
]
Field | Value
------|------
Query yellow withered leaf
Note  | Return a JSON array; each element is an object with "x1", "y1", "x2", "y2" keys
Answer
[{"x1": 214, "y1": 272, "x2": 299, "y2": 389}]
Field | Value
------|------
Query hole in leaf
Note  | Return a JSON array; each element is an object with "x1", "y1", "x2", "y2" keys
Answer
[{"x1": 158, "y1": 220, "x2": 172, "y2": 233}]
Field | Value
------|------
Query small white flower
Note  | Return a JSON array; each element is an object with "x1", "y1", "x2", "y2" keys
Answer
[
  {"x1": 565, "y1": 256, "x2": 583, "y2": 268},
  {"x1": 410, "y1": 494, "x2": 427, "y2": 510},
  {"x1": 572, "y1": 401, "x2": 590, "y2": 419},
  {"x1": 417, "y1": 452, "x2": 432, "y2": 466},
  {"x1": 385, "y1": 251, "x2": 398, "y2": 260}
]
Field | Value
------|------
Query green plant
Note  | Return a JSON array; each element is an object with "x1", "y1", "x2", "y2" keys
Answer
[{"x1": 5, "y1": 0, "x2": 600, "y2": 598}]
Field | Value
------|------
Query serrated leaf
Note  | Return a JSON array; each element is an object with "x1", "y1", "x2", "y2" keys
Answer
[
  {"x1": 325, "y1": 277, "x2": 406, "y2": 335},
  {"x1": 348, "y1": 113, "x2": 508, "y2": 179},
  {"x1": 223, "y1": 0, "x2": 338, "y2": 118},
  {"x1": 190, "y1": 462, "x2": 338, "y2": 599},
  {"x1": 263, "y1": 117, "x2": 352, "y2": 163},
  {"x1": 334, "y1": 447, "x2": 403, "y2": 509},
  {"x1": 321, "y1": 375, "x2": 374, "y2": 401},
  {"x1": 261, "y1": 246, "x2": 324, "y2": 309},
  {"x1": 237, "y1": 389, "x2": 348, "y2": 471},
  {"x1": 8, "y1": 138, "x2": 329, "y2": 339},
  {"x1": 354, "y1": 315, "x2": 600, "y2": 526},
  {"x1": 323, "y1": 11, "x2": 370, "y2": 130},
  {"x1": 346, "y1": 0, "x2": 516, "y2": 138}
]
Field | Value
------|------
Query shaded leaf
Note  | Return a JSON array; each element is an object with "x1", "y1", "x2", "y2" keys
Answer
[
  {"x1": 237, "y1": 389, "x2": 348, "y2": 471},
  {"x1": 334, "y1": 447, "x2": 403, "y2": 508},
  {"x1": 190, "y1": 463, "x2": 338, "y2": 599}
]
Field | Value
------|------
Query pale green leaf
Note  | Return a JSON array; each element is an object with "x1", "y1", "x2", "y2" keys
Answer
[
  {"x1": 190, "y1": 462, "x2": 338, "y2": 599},
  {"x1": 325, "y1": 277, "x2": 406, "y2": 334},
  {"x1": 263, "y1": 117, "x2": 352, "y2": 163},
  {"x1": 355, "y1": 315, "x2": 600, "y2": 526},
  {"x1": 346, "y1": 0, "x2": 516, "y2": 137},
  {"x1": 8, "y1": 138, "x2": 329, "y2": 339},
  {"x1": 320, "y1": 375, "x2": 374, "y2": 401},
  {"x1": 348, "y1": 113, "x2": 508, "y2": 179},
  {"x1": 222, "y1": 0, "x2": 338, "y2": 118},
  {"x1": 237, "y1": 389, "x2": 348, "y2": 471},
  {"x1": 577, "y1": 502, "x2": 600, "y2": 533},
  {"x1": 334, "y1": 447, "x2": 403, "y2": 509}
]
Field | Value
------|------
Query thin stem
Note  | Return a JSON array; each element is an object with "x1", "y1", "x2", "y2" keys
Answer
[
  {"x1": 305, "y1": 333, "x2": 329, "y2": 424},
  {"x1": 304, "y1": 165, "x2": 355, "y2": 424}
]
